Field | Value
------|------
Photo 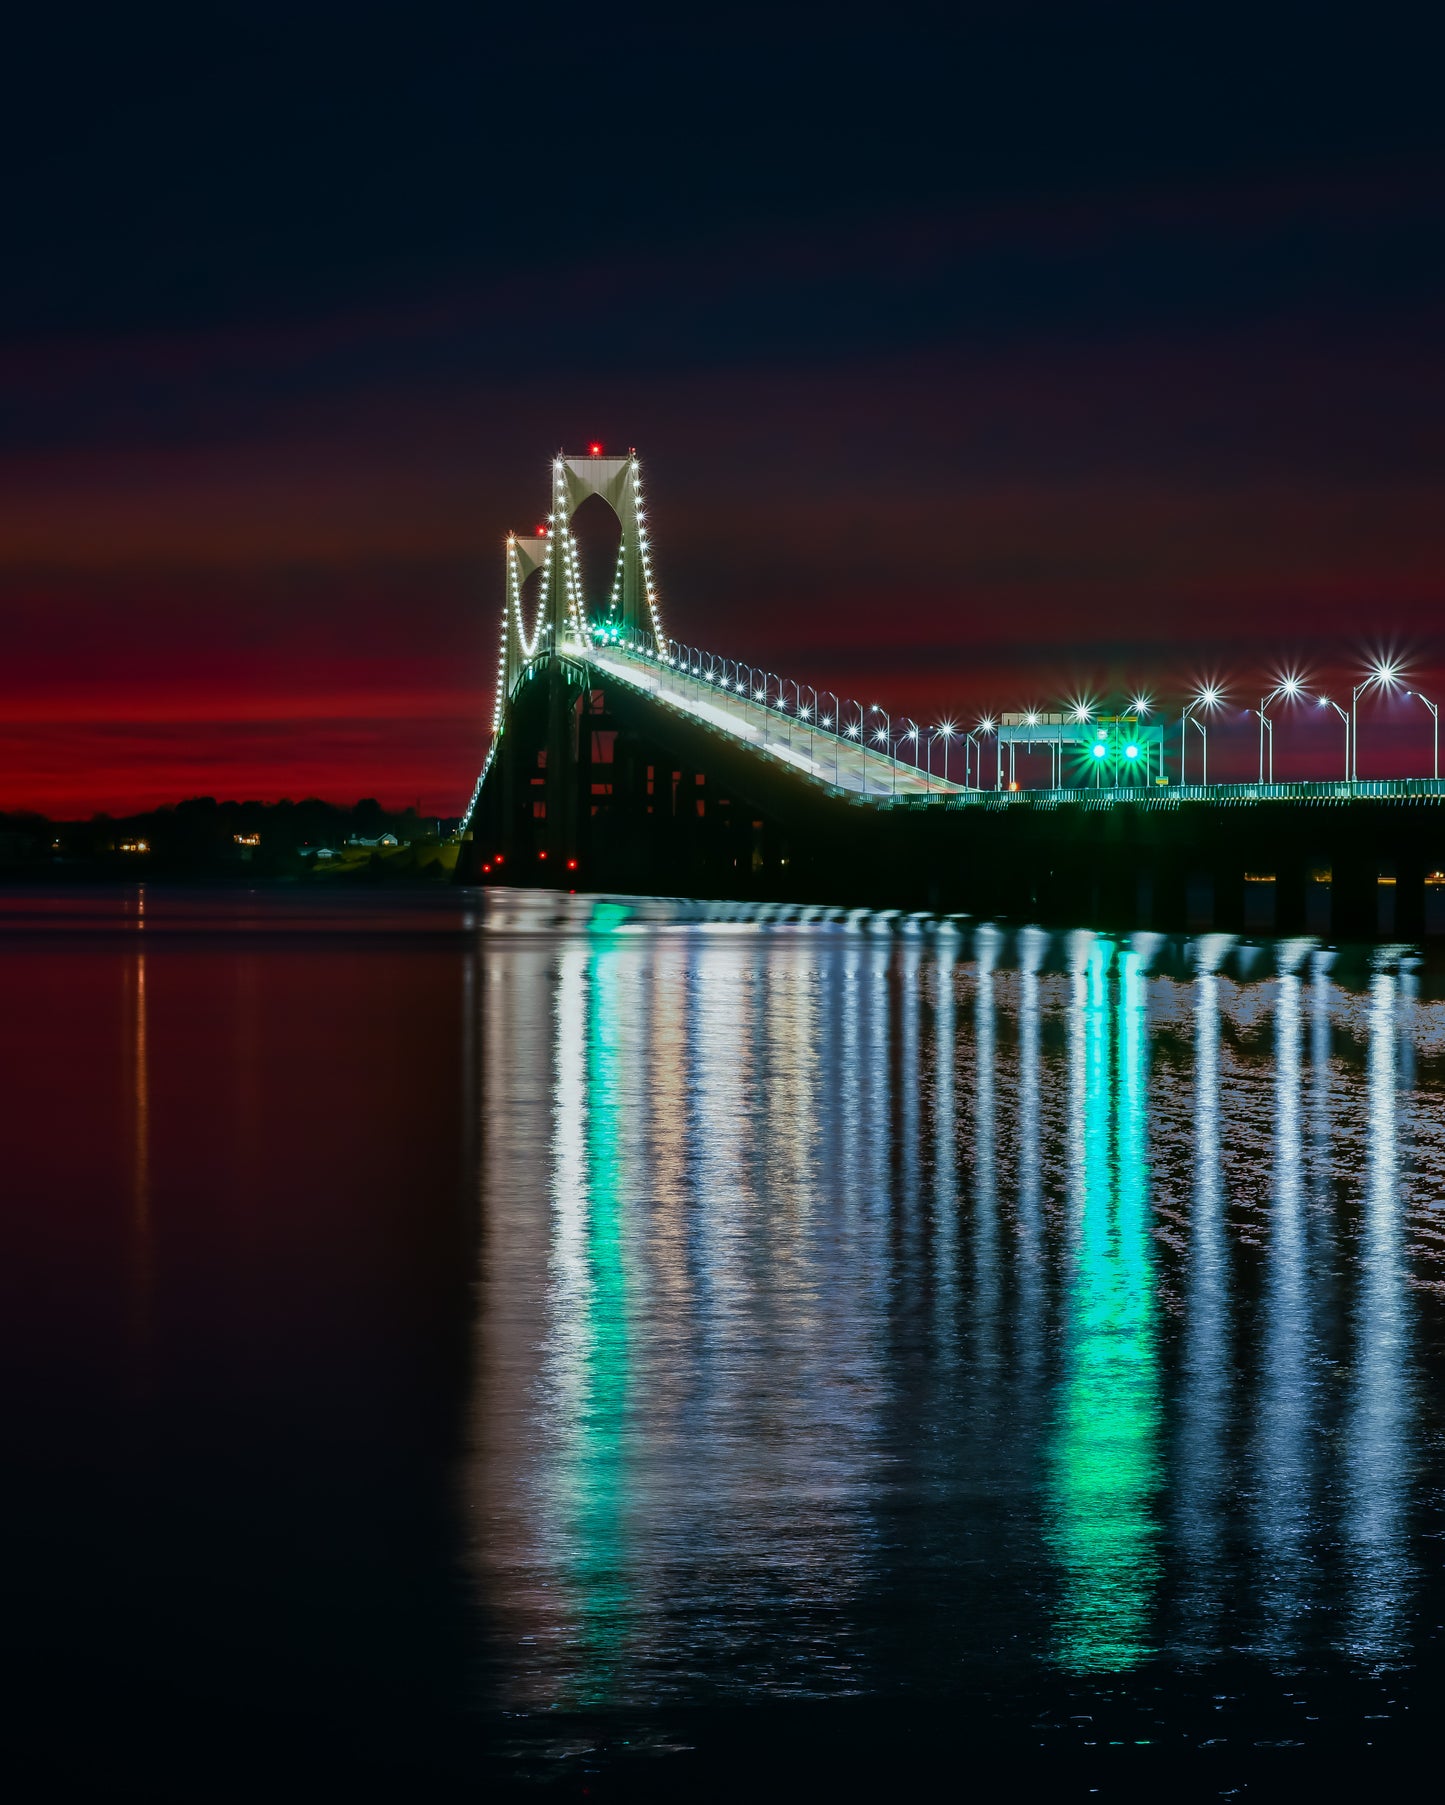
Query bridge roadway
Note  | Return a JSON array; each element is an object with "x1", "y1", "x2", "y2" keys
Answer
[
  {"x1": 577, "y1": 637, "x2": 1445, "y2": 810},
  {"x1": 579, "y1": 638, "x2": 961, "y2": 799}
]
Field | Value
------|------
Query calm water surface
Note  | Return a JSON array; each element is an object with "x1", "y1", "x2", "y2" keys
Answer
[{"x1": 4, "y1": 887, "x2": 1445, "y2": 1793}]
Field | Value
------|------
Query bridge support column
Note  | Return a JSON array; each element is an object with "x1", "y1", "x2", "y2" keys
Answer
[{"x1": 544, "y1": 657, "x2": 579, "y2": 872}]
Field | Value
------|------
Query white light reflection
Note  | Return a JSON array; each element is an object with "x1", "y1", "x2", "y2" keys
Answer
[
  {"x1": 1342, "y1": 969, "x2": 1414, "y2": 1663},
  {"x1": 1014, "y1": 926, "x2": 1047, "y2": 1388},
  {"x1": 931, "y1": 934, "x2": 959, "y2": 1363},
  {"x1": 899, "y1": 937, "x2": 923, "y2": 1255},
  {"x1": 1253, "y1": 961, "x2": 1317, "y2": 1656},
  {"x1": 971, "y1": 925, "x2": 1001, "y2": 1375},
  {"x1": 1174, "y1": 954, "x2": 1229, "y2": 1658}
]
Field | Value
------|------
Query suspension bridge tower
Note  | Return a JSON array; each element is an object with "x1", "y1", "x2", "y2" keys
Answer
[{"x1": 467, "y1": 446, "x2": 666, "y2": 872}]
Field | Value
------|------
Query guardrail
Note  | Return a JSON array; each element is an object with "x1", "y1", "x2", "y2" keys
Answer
[{"x1": 893, "y1": 777, "x2": 1445, "y2": 809}]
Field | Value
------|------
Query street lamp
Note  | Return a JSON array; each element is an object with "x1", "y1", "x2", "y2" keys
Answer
[
  {"x1": 1406, "y1": 688, "x2": 1440, "y2": 780},
  {"x1": 1127, "y1": 697, "x2": 1153, "y2": 784},
  {"x1": 1352, "y1": 657, "x2": 1402, "y2": 781},
  {"x1": 1018, "y1": 709, "x2": 1042, "y2": 791},
  {"x1": 935, "y1": 719, "x2": 957, "y2": 785},
  {"x1": 1180, "y1": 684, "x2": 1222, "y2": 786},
  {"x1": 1316, "y1": 695, "x2": 1350, "y2": 779},
  {"x1": 977, "y1": 717, "x2": 997, "y2": 790},
  {"x1": 902, "y1": 719, "x2": 922, "y2": 789},
  {"x1": 1257, "y1": 675, "x2": 1303, "y2": 782},
  {"x1": 822, "y1": 691, "x2": 841, "y2": 784},
  {"x1": 870, "y1": 704, "x2": 894, "y2": 797}
]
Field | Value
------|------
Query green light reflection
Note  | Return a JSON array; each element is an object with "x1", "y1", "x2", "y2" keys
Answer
[
  {"x1": 1046, "y1": 941, "x2": 1162, "y2": 1672},
  {"x1": 547, "y1": 943, "x2": 634, "y2": 1703}
]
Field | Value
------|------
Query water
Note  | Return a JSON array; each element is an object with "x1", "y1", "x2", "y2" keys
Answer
[{"x1": 4, "y1": 887, "x2": 1445, "y2": 1795}]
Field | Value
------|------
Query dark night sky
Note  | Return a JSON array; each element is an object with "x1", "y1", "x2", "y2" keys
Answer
[{"x1": 6, "y1": 1, "x2": 1445, "y2": 812}]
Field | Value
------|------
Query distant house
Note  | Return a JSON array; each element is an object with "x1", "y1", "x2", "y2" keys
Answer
[{"x1": 344, "y1": 833, "x2": 400, "y2": 848}]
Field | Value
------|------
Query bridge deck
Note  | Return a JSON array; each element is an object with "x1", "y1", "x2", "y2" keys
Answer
[
  {"x1": 468, "y1": 641, "x2": 1445, "y2": 831},
  {"x1": 585, "y1": 643, "x2": 964, "y2": 798}
]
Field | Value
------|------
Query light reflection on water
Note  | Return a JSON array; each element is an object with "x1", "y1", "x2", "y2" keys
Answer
[
  {"x1": 471, "y1": 897, "x2": 1445, "y2": 1712},
  {"x1": 7, "y1": 886, "x2": 1445, "y2": 1782}
]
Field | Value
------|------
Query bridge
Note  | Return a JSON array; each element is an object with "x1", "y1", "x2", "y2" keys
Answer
[{"x1": 462, "y1": 448, "x2": 1445, "y2": 939}]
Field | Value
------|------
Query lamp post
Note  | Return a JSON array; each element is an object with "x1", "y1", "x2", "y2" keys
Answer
[
  {"x1": 1128, "y1": 696, "x2": 1152, "y2": 787},
  {"x1": 1067, "y1": 703, "x2": 1092, "y2": 793},
  {"x1": 934, "y1": 720, "x2": 956, "y2": 786},
  {"x1": 1351, "y1": 658, "x2": 1402, "y2": 781},
  {"x1": 1017, "y1": 710, "x2": 1042, "y2": 791},
  {"x1": 843, "y1": 706, "x2": 863, "y2": 785},
  {"x1": 870, "y1": 705, "x2": 894, "y2": 797},
  {"x1": 783, "y1": 678, "x2": 802, "y2": 753},
  {"x1": 1179, "y1": 686, "x2": 1220, "y2": 786},
  {"x1": 801, "y1": 684, "x2": 818, "y2": 769},
  {"x1": 1257, "y1": 676, "x2": 1302, "y2": 782},
  {"x1": 1407, "y1": 689, "x2": 1440, "y2": 780},
  {"x1": 902, "y1": 719, "x2": 922, "y2": 789},
  {"x1": 976, "y1": 718, "x2": 997, "y2": 791},
  {"x1": 1315, "y1": 695, "x2": 1350, "y2": 779},
  {"x1": 821, "y1": 692, "x2": 841, "y2": 784}
]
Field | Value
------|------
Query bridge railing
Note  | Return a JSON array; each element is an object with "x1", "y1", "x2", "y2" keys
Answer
[{"x1": 891, "y1": 776, "x2": 1445, "y2": 809}]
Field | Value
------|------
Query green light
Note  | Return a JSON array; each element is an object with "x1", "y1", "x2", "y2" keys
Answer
[
  {"x1": 1092, "y1": 744, "x2": 1106, "y2": 758},
  {"x1": 1125, "y1": 744, "x2": 1139, "y2": 759}
]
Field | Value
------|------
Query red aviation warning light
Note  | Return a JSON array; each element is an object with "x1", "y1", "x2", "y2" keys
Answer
[
  {"x1": 588, "y1": 441, "x2": 602, "y2": 456},
  {"x1": 536, "y1": 524, "x2": 546, "y2": 536}
]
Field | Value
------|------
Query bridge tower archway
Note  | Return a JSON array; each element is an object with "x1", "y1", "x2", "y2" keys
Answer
[{"x1": 552, "y1": 450, "x2": 662, "y2": 646}]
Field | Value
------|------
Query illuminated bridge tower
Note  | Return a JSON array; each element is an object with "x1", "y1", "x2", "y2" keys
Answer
[
  {"x1": 470, "y1": 447, "x2": 680, "y2": 877},
  {"x1": 491, "y1": 448, "x2": 663, "y2": 730},
  {"x1": 556, "y1": 448, "x2": 661, "y2": 647}
]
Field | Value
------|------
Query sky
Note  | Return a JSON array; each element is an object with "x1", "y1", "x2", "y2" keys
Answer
[{"x1": 5, "y1": 2, "x2": 1445, "y2": 813}]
